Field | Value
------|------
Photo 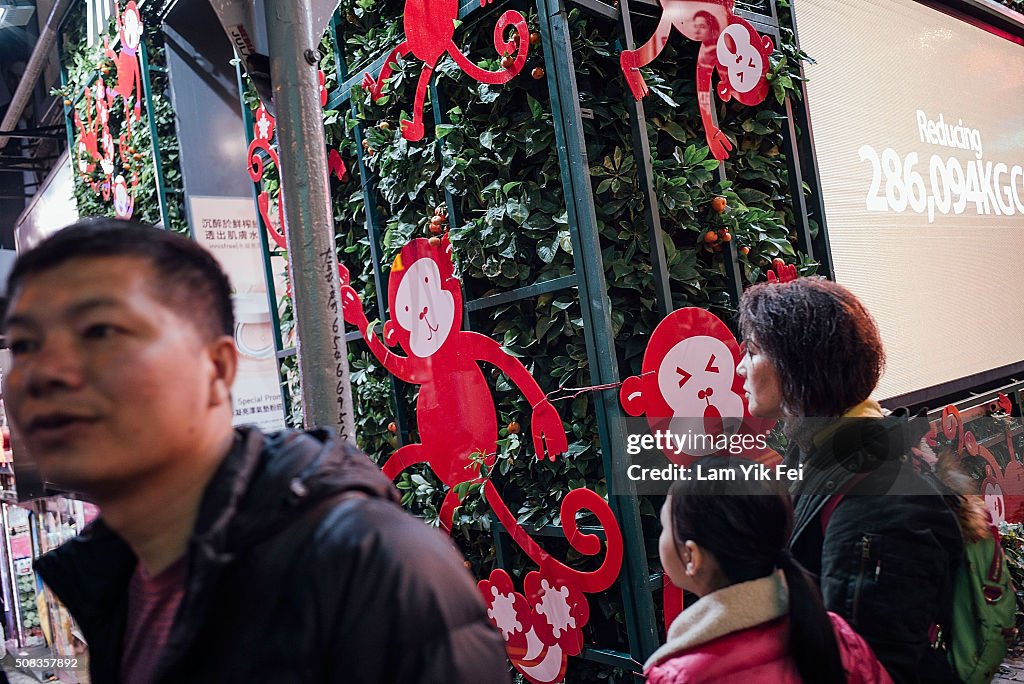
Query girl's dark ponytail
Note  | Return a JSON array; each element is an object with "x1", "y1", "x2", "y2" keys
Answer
[
  {"x1": 668, "y1": 457, "x2": 846, "y2": 683},
  {"x1": 776, "y1": 549, "x2": 847, "y2": 682}
]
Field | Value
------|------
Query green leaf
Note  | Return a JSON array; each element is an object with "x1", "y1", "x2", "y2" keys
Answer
[
  {"x1": 527, "y1": 94, "x2": 544, "y2": 119},
  {"x1": 537, "y1": 235, "x2": 559, "y2": 263}
]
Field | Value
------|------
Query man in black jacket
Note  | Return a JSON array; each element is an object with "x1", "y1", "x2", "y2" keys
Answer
[{"x1": 2, "y1": 218, "x2": 510, "y2": 684}]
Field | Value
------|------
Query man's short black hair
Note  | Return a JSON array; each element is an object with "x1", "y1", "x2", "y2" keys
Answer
[{"x1": 5, "y1": 217, "x2": 234, "y2": 341}]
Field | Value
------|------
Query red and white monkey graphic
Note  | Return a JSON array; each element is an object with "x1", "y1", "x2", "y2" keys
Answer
[
  {"x1": 620, "y1": 0, "x2": 774, "y2": 160},
  {"x1": 73, "y1": 87, "x2": 100, "y2": 177},
  {"x1": 361, "y1": 0, "x2": 529, "y2": 141},
  {"x1": 620, "y1": 307, "x2": 774, "y2": 464},
  {"x1": 104, "y1": 1, "x2": 144, "y2": 122},
  {"x1": 338, "y1": 236, "x2": 622, "y2": 589}
]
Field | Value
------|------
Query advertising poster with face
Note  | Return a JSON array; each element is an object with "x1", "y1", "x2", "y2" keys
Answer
[
  {"x1": 796, "y1": 0, "x2": 1024, "y2": 401},
  {"x1": 190, "y1": 196, "x2": 286, "y2": 431}
]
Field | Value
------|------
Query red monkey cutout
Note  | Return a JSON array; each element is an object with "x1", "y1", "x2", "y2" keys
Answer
[
  {"x1": 620, "y1": 0, "x2": 774, "y2": 160},
  {"x1": 361, "y1": 0, "x2": 529, "y2": 141},
  {"x1": 247, "y1": 105, "x2": 287, "y2": 251},
  {"x1": 103, "y1": 1, "x2": 144, "y2": 122},
  {"x1": 340, "y1": 237, "x2": 623, "y2": 683},
  {"x1": 73, "y1": 87, "x2": 100, "y2": 178},
  {"x1": 620, "y1": 307, "x2": 774, "y2": 465},
  {"x1": 338, "y1": 236, "x2": 621, "y2": 564},
  {"x1": 938, "y1": 404, "x2": 1024, "y2": 524}
]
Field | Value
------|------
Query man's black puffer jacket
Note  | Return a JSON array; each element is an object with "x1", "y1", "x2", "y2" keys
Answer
[
  {"x1": 787, "y1": 411, "x2": 963, "y2": 684},
  {"x1": 35, "y1": 427, "x2": 511, "y2": 684}
]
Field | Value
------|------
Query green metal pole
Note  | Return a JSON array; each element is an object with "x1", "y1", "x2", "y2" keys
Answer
[
  {"x1": 263, "y1": 0, "x2": 355, "y2": 438},
  {"x1": 536, "y1": 0, "x2": 660, "y2": 668},
  {"x1": 235, "y1": 61, "x2": 292, "y2": 424},
  {"x1": 139, "y1": 41, "x2": 171, "y2": 230}
]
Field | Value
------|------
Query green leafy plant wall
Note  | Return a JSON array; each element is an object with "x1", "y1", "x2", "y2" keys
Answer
[
  {"x1": 57, "y1": 1, "x2": 186, "y2": 235},
  {"x1": 243, "y1": 1, "x2": 817, "y2": 679}
]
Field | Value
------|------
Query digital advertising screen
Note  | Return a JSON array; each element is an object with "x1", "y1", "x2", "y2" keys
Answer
[{"x1": 794, "y1": 0, "x2": 1024, "y2": 402}]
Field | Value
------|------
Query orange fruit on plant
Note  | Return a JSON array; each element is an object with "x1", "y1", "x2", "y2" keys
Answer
[
  {"x1": 501, "y1": 55, "x2": 515, "y2": 70},
  {"x1": 428, "y1": 237, "x2": 441, "y2": 246},
  {"x1": 712, "y1": 196, "x2": 727, "y2": 213},
  {"x1": 703, "y1": 231, "x2": 718, "y2": 243},
  {"x1": 507, "y1": 421, "x2": 521, "y2": 434},
  {"x1": 529, "y1": 32, "x2": 542, "y2": 47},
  {"x1": 429, "y1": 222, "x2": 442, "y2": 235},
  {"x1": 722, "y1": 231, "x2": 732, "y2": 242},
  {"x1": 531, "y1": 67, "x2": 545, "y2": 79},
  {"x1": 741, "y1": 246, "x2": 750, "y2": 255},
  {"x1": 387, "y1": 422, "x2": 397, "y2": 433}
]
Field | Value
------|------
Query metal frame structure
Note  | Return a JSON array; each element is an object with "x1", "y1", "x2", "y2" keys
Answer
[{"x1": 239, "y1": 0, "x2": 824, "y2": 675}]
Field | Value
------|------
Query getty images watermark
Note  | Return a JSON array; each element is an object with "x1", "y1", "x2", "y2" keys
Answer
[
  {"x1": 614, "y1": 414, "x2": 941, "y2": 496},
  {"x1": 621, "y1": 427, "x2": 802, "y2": 488}
]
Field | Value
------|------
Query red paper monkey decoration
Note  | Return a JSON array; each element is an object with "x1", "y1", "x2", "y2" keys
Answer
[
  {"x1": 339, "y1": 236, "x2": 623, "y2": 682},
  {"x1": 620, "y1": 307, "x2": 774, "y2": 465},
  {"x1": 936, "y1": 403, "x2": 1024, "y2": 524},
  {"x1": 361, "y1": 0, "x2": 529, "y2": 141},
  {"x1": 93, "y1": 77, "x2": 117, "y2": 201},
  {"x1": 248, "y1": 71, "x2": 345, "y2": 249},
  {"x1": 619, "y1": 0, "x2": 774, "y2": 161},
  {"x1": 247, "y1": 105, "x2": 288, "y2": 251},
  {"x1": 103, "y1": 1, "x2": 144, "y2": 122},
  {"x1": 72, "y1": 87, "x2": 100, "y2": 179}
]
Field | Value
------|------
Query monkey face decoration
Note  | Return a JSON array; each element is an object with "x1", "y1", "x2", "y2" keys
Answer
[
  {"x1": 621, "y1": 307, "x2": 773, "y2": 464},
  {"x1": 391, "y1": 251, "x2": 458, "y2": 358},
  {"x1": 361, "y1": 0, "x2": 530, "y2": 141},
  {"x1": 620, "y1": 0, "x2": 774, "y2": 160}
]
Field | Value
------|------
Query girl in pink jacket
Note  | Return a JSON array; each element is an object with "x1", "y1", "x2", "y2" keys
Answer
[{"x1": 646, "y1": 457, "x2": 893, "y2": 683}]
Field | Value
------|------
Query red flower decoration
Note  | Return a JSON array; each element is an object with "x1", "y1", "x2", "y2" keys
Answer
[
  {"x1": 524, "y1": 570, "x2": 589, "y2": 657},
  {"x1": 479, "y1": 569, "x2": 531, "y2": 656}
]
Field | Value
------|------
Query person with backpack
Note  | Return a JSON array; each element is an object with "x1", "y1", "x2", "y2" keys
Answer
[
  {"x1": 736, "y1": 277, "x2": 966, "y2": 683},
  {"x1": 645, "y1": 457, "x2": 892, "y2": 683}
]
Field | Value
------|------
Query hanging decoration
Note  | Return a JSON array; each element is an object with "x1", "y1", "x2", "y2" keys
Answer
[
  {"x1": 338, "y1": 236, "x2": 623, "y2": 683},
  {"x1": 67, "y1": 2, "x2": 147, "y2": 217},
  {"x1": 94, "y1": 76, "x2": 116, "y2": 202},
  {"x1": 247, "y1": 104, "x2": 288, "y2": 250},
  {"x1": 72, "y1": 86, "x2": 100, "y2": 179},
  {"x1": 934, "y1": 401, "x2": 1024, "y2": 524},
  {"x1": 620, "y1": 307, "x2": 775, "y2": 464},
  {"x1": 103, "y1": 1, "x2": 144, "y2": 123},
  {"x1": 246, "y1": 70, "x2": 348, "y2": 249},
  {"x1": 619, "y1": 0, "x2": 775, "y2": 161},
  {"x1": 360, "y1": 0, "x2": 530, "y2": 141}
]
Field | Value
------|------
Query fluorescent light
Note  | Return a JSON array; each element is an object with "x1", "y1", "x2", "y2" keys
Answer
[{"x1": 0, "y1": 7, "x2": 8, "y2": 23}]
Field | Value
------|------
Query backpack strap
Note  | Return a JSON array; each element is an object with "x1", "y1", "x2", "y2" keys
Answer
[
  {"x1": 819, "y1": 471, "x2": 872, "y2": 535},
  {"x1": 985, "y1": 523, "x2": 1006, "y2": 599}
]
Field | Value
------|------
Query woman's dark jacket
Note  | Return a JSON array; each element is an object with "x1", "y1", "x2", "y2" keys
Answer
[
  {"x1": 787, "y1": 412, "x2": 963, "y2": 684},
  {"x1": 34, "y1": 427, "x2": 511, "y2": 684}
]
